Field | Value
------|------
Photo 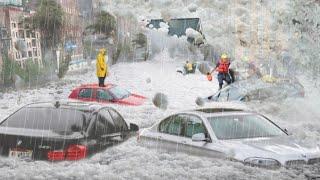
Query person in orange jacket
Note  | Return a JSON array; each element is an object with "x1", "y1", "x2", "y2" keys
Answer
[{"x1": 210, "y1": 53, "x2": 232, "y2": 90}]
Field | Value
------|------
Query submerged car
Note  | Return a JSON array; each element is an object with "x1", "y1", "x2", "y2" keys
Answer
[
  {"x1": 69, "y1": 84, "x2": 147, "y2": 106},
  {"x1": 138, "y1": 108, "x2": 320, "y2": 168},
  {"x1": 0, "y1": 101, "x2": 139, "y2": 161},
  {"x1": 205, "y1": 78, "x2": 304, "y2": 102}
]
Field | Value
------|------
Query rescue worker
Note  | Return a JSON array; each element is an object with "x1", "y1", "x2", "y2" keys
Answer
[
  {"x1": 206, "y1": 72, "x2": 213, "y2": 81},
  {"x1": 211, "y1": 53, "x2": 232, "y2": 90},
  {"x1": 96, "y1": 48, "x2": 108, "y2": 87},
  {"x1": 185, "y1": 61, "x2": 194, "y2": 74}
]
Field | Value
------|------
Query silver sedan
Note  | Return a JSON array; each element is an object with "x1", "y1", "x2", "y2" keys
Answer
[{"x1": 138, "y1": 108, "x2": 320, "y2": 168}]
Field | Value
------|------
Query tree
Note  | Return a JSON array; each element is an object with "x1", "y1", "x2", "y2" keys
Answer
[
  {"x1": 32, "y1": 0, "x2": 65, "y2": 64},
  {"x1": 87, "y1": 11, "x2": 116, "y2": 37}
]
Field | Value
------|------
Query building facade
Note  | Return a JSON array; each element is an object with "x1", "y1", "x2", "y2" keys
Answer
[{"x1": 0, "y1": 6, "x2": 42, "y2": 68}]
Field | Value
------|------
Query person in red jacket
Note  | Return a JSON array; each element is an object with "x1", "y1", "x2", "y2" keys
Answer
[{"x1": 211, "y1": 53, "x2": 232, "y2": 90}]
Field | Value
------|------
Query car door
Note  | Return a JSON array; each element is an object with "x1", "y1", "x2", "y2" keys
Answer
[
  {"x1": 156, "y1": 114, "x2": 187, "y2": 153},
  {"x1": 78, "y1": 88, "x2": 94, "y2": 101},
  {"x1": 180, "y1": 114, "x2": 215, "y2": 156},
  {"x1": 96, "y1": 89, "x2": 114, "y2": 103},
  {"x1": 108, "y1": 108, "x2": 129, "y2": 140},
  {"x1": 91, "y1": 108, "x2": 123, "y2": 151}
]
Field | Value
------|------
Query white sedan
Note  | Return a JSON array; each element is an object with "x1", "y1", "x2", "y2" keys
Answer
[{"x1": 138, "y1": 108, "x2": 320, "y2": 168}]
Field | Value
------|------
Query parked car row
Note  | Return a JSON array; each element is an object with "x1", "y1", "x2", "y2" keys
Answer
[{"x1": 0, "y1": 80, "x2": 317, "y2": 170}]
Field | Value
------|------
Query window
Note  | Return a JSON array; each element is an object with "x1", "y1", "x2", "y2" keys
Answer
[
  {"x1": 95, "y1": 109, "x2": 116, "y2": 136},
  {"x1": 159, "y1": 114, "x2": 208, "y2": 138},
  {"x1": 33, "y1": 49, "x2": 37, "y2": 56},
  {"x1": 159, "y1": 115, "x2": 184, "y2": 136},
  {"x1": 32, "y1": 39, "x2": 36, "y2": 47},
  {"x1": 108, "y1": 86, "x2": 130, "y2": 99},
  {"x1": 28, "y1": 51, "x2": 32, "y2": 57},
  {"x1": 109, "y1": 109, "x2": 128, "y2": 132},
  {"x1": 97, "y1": 89, "x2": 113, "y2": 101},
  {"x1": 18, "y1": 30, "x2": 24, "y2": 38},
  {"x1": 26, "y1": 30, "x2": 30, "y2": 38},
  {"x1": 78, "y1": 88, "x2": 93, "y2": 99},
  {"x1": 21, "y1": 51, "x2": 27, "y2": 58},
  {"x1": 0, "y1": 107, "x2": 90, "y2": 133},
  {"x1": 208, "y1": 114, "x2": 285, "y2": 140},
  {"x1": 183, "y1": 115, "x2": 206, "y2": 138}
]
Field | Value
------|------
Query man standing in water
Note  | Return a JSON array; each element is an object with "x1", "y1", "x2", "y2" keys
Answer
[{"x1": 96, "y1": 48, "x2": 108, "y2": 87}]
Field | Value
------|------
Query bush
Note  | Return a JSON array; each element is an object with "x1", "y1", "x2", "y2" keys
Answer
[
  {"x1": 0, "y1": 55, "x2": 48, "y2": 87},
  {"x1": 58, "y1": 54, "x2": 71, "y2": 79},
  {"x1": 1, "y1": 55, "x2": 19, "y2": 86},
  {"x1": 132, "y1": 33, "x2": 147, "y2": 48}
]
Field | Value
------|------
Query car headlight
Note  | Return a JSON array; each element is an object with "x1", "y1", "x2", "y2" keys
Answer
[{"x1": 244, "y1": 157, "x2": 281, "y2": 169}]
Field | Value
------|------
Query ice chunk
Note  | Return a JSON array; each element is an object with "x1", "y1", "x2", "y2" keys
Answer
[
  {"x1": 146, "y1": 77, "x2": 151, "y2": 84},
  {"x1": 196, "y1": 97, "x2": 205, "y2": 106},
  {"x1": 152, "y1": 93, "x2": 168, "y2": 110},
  {"x1": 188, "y1": 3, "x2": 198, "y2": 13}
]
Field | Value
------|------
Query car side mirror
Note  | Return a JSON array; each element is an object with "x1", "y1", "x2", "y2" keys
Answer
[
  {"x1": 192, "y1": 133, "x2": 206, "y2": 142},
  {"x1": 130, "y1": 123, "x2": 139, "y2": 131}
]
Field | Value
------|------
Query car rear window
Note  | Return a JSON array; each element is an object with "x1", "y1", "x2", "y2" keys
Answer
[
  {"x1": 0, "y1": 107, "x2": 91, "y2": 133},
  {"x1": 109, "y1": 86, "x2": 130, "y2": 99}
]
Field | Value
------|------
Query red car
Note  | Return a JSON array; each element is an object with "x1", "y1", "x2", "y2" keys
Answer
[{"x1": 69, "y1": 84, "x2": 147, "y2": 106}]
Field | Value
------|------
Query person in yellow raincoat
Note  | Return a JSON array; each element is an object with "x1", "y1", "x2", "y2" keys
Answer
[
  {"x1": 96, "y1": 48, "x2": 108, "y2": 87},
  {"x1": 185, "y1": 61, "x2": 194, "y2": 74}
]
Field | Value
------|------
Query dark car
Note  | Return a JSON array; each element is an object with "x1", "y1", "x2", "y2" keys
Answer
[
  {"x1": 69, "y1": 84, "x2": 147, "y2": 106},
  {"x1": 0, "y1": 101, "x2": 139, "y2": 161},
  {"x1": 206, "y1": 78, "x2": 305, "y2": 102}
]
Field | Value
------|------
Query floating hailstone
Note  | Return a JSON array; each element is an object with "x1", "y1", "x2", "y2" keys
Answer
[
  {"x1": 186, "y1": 28, "x2": 200, "y2": 38},
  {"x1": 158, "y1": 22, "x2": 169, "y2": 34},
  {"x1": 188, "y1": 3, "x2": 198, "y2": 13},
  {"x1": 152, "y1": 93, "x2": 168, "y2": 110},
  {"x1": 146, "y1": 77, "x2": 151, "y2": 84},
  {"x1": 195, "y1": 97, "x2": 205, "y2": 106}
]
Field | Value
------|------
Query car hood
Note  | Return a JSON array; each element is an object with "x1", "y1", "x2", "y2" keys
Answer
[
  {"x1": 116, "y1": 94, "x2": 147, "y2": 106},
  {"x1": 220, "y1": 135, "x2": 320, "y2": 165}
]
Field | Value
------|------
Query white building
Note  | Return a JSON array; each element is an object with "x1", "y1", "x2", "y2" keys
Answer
[{"x1": 0, "y1": 6, "x2": 42, "y2": 68}]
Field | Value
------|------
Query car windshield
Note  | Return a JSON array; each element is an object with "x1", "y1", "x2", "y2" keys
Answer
[
  {"x1": 214, "y1": 85, "x2": 242, "y2": 101},
  {"x1": 207, "y1": 114, "x2": 285, "y2": 140},
  {"x1": 0, "y1": 107, "x2": 91, "y2": 134},
  {"x1": 109, "y1": 86, "x2": 131, "y2": 99}
]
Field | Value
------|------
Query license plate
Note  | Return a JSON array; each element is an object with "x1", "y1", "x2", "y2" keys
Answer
[{"x1": 9, "y1": 148, "x2": 33, "y2": 159}]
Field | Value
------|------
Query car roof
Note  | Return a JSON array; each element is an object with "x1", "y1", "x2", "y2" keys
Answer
[
  {"x1": 24, "y1": 100, "x2": 106, "y2": 113},
  {"x1": 181, "y1": 107, "x2": 254, "y2": 118},
  {"x1": 77, "y1": 83, "x2": 115, "y2": 90},
  {"x1": 230, "y1": 77, "x2": 300, "y2": 91}
]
